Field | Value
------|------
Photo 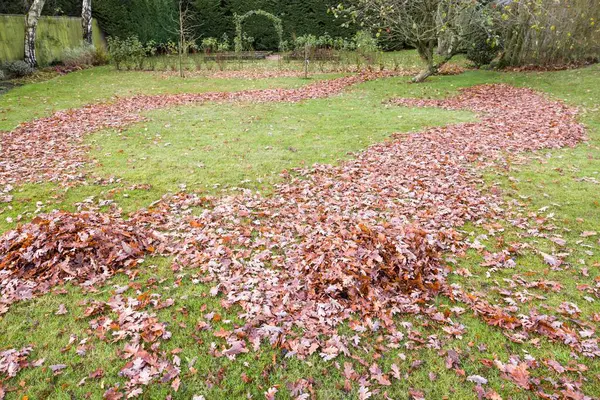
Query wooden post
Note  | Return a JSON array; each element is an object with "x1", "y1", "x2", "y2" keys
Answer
[{"x1": 304, "y1": 44, "x2": 309, "y2": 79}]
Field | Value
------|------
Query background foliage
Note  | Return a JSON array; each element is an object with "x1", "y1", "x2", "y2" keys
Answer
[
  {"x1": 90, "y1": 0, "x2": 355, "y2": 50},
  {"x1": 1, "y1": 0, "x2": 598, "y2": 68},
  {"x1": 0, "y1": 0, "x2": 80, "y2": 15},
  {"x1": 497, "y1": 0, "x2": 600, "y2": 66},
  {"x1": 93, "y1": 0, "x2": 178, "y2": 45}
]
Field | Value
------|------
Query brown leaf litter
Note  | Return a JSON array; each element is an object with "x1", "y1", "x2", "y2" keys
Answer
[
  {"x1": 129, "y1": 84, "x2": 594, "y2": 364},
  {"x1": 0, "y1": 72, "x2": 398, "y2": 187},
  {"x1": 0, "y1": 211, "x2": 156, "y2": 307},
  {"x1": 0, "y1": 82, "x2": 596, "y2": 398}
]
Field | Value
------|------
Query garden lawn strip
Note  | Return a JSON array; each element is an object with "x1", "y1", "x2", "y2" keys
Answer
[
  {"x1": 0, "y1": 84, "x2": 595, "y2": 398},
  {"x1": 0, "y1": 72, "x2": 398, "y2": 188}
]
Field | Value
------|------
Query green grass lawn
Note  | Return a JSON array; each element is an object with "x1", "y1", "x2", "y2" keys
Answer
[
  {"x1": 0, "y1": 49, "x2": 469, "y2": 132},
  {"x1": 0, "y1": 60, "x2": 599, "y2": 399},
  {"x1": 0, "y1": 66, "x2": 341, "y2": 132}
]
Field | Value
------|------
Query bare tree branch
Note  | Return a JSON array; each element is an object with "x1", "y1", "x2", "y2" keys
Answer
[{"x1": 335, "y1": 0, "x2": 487, "y2": 81}]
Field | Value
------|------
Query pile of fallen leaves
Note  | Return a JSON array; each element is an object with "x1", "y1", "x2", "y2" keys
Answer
[
  {"x1": 437, "y1": 64, "x2": 466, "y2": 75},
  {"x1": 502, "y1": 61, "x2": 596, "y2": 72},
  {"x1": 0, "y1": 347, "x2": 34, "y2": 379},
  {"x1": 160, "y1": 68, "x2": 417, "y2": 80},
  {"x1": 158, "y1": 69, "x2": 315, "y2": 80},
  {"x1": 0, "y1": 211, "x2": 155, "y2": 287},
  {"x1": 87, "y1": 294, "x2": 179, "y2": 396},
  {"x1": 301, "y1": 223, "x2": 447, "y2": 303}
]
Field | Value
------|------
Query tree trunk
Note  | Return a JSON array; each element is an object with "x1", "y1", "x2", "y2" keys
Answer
[
  {"x1": 81, "y1": 0, "x2": 92, "y2": 45},
  {"x1": 179, "y1": 45, "x2": 184, "y2": 78},
  {"x1": 413, "y1": 41, "x2": 436, "y2": 83},
  {"x1": 304, "y1": 44, "x2": 309, "y2": 79},
  {"x1": 412, "y1": 40, "x2": 454, "y2": 83},
  {"x1": 24, "y1": 0, "x2": 45, "y2": 67},
  {"x1": 412, "y1": 65, "x2": 436, "y2": 83}
]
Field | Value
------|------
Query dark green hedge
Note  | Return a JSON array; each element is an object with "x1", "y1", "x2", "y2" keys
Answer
[
  {"x1": 0, "y1": 0, "x2": 81, "y2": 16},
  {"x1": 93, "y1": 0, "x2": 178, "y2": 45},
  {"x1": 211, "y1": 0, "x2": 356, "y2": 50},
  {"x1": 92, "y1": 0, "x2": 355, "y2": 49}
]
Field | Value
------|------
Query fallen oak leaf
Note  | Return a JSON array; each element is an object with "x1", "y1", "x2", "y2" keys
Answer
[
  {"x1": 31, "y1": 358, "x2": 45, "y2": 367},
  {"x1": 103, "y1": 386, "x2": 123, "y2": 399},
  {"x1": 222, "y1": 341, "x2": 248, "y2": 359},
  {"x1": 540, "y1": 252, "x2": 562, "y2": 268},
  {"x1": 408, "y1": 388, "x2": 425, "y2": 400},
  {"x1": 89, "y1": 368, "x2": 105, "y2": 379},
  {"x1": 467, "y1": 375, "x2": 488, "y2": 385},
  {"x1": 264, "y1": 386, "x2": 278, "y2": 400},
  {"x1": 171, "y1": 377, "x2": 181, "y2": 392},
  {"x1": 49, "y1": 364, "x2": 67, "y2": 375},
  {"x1": 445, "y1": 349, "x2": 461, "y2": 369},
  {"x1": 358, "y1": 385, "x2": 372, "y2": 400},
  {"x1": 484, "y1": 389, "x2": 503, "y2": 400},
  {"x1": 55, "y1": 304, "x2": 68, "y2": 315},
  {"x1": 549, "y1": 237, "x2": 567, "y2": 246},
  {"x1": 545, "y1": 359, "x2": 565, "y2": 374},
  {"x1": 499, "y1": 362, "x2": 530, "y2": 389},
  {"x1": 213, "y1": 327, "x2": 230, "y2": 338},
  {"x1": 390, "y1": 363, "x2": 402, "y2": 380}
]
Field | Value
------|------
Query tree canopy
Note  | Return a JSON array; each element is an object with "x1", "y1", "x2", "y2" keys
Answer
[{"x1": 334, "y1": 0, "x2": 492, "y2": 81}]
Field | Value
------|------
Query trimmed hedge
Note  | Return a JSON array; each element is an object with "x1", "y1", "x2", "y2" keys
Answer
[
  {"x1": 93, "y1": 0, "x2": 177, "y2": 45},
  {"x1": 0, "y1": 15, "x2": 105, "y2": 66},
  {"x1": 93, "y1": 0, "x2": 356, "y2": 50}
]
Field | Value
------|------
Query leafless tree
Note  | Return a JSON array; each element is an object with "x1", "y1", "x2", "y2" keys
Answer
[
  {"x1": 24, "y1": 0, "x2": 46, "y2": 67},
  {"x1": 167, "y1": 0, "x2": 201, "y2": 78},
  {"x1": 336, "y1": 0, "x2": 485, "y2": 82}
]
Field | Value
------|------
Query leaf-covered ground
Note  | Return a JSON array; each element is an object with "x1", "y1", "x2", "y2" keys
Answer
[
  {"x1": 0, "y1": 63, "x2": 599, "y2": 399},
  {"x1": 2, "y1": 72, "x2": 405, "y2": 186}
]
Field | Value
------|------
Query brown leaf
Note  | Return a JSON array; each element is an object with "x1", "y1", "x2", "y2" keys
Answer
[
  {"x1": 503, "y1": 362, "x2": 530, "y2": 389},
  {"x1": 545, "y1": 359, "x2": 565, "y2": 374}
]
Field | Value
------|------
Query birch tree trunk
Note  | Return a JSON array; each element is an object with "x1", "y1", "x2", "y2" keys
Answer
[
  {"x1": 81, "y1": 0, "x2": 92, "y2": 45},
  {"x1": 24, "y1": 0, "x2": 46, "y2": 67}
]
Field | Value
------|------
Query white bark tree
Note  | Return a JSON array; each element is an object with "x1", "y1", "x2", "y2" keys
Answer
[
  {"x1": 24, "y1": 0, "x2": 46, "y2": 67},
  {"x1": 82, "y1": 0, "x2": 93, "y2": 45}
]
